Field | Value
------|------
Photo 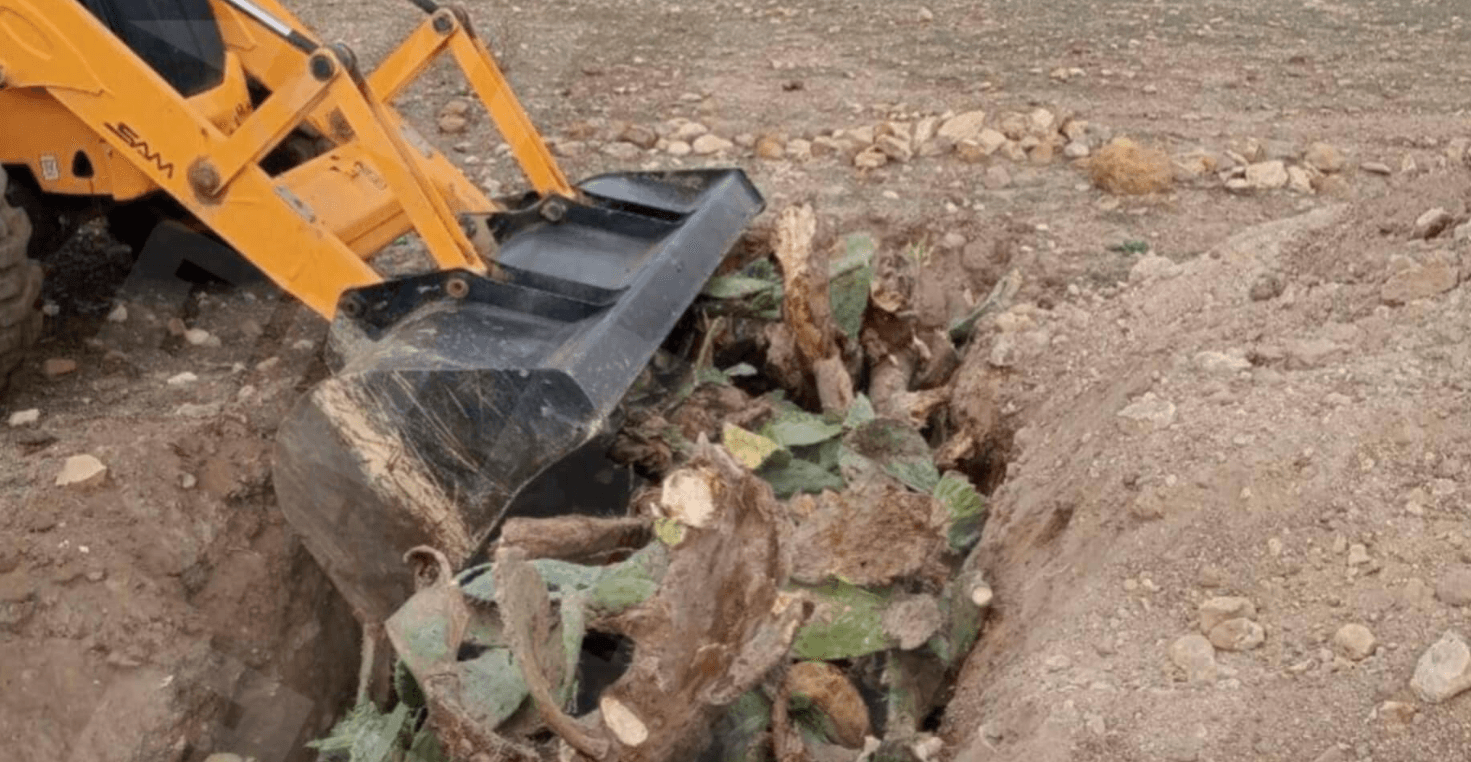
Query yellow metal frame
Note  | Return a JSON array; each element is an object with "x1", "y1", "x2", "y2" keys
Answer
[{"x1": 0, "y1": 0, "x2": 573, "y2": 317}]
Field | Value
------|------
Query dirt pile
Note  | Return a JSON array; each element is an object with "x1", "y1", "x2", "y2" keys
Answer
[{"x1": 944, "y1": 174, "x2": 1471, "y2": 761}]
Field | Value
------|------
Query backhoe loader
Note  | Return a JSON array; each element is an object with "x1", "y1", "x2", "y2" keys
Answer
[{"x1": 0, "y1": 0, "x2": 762, "y2": 623}]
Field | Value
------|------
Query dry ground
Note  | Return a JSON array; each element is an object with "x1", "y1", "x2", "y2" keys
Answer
[{"x1": 2, "y1": 0, "x2": 1470, "y2": 760}]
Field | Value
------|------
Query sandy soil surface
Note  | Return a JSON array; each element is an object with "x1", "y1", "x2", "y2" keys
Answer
[{"x1": 3, "y1": 0, "x2": 1470, "y2": 760}]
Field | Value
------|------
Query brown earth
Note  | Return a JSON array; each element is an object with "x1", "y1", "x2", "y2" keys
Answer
[{"x1": 3, "y1": 0, "x2": 1471, "y2": 760}]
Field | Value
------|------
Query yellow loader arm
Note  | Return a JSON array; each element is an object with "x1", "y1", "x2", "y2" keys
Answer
[{"x1": 0, "y1": 0, "x2": 572, "y2": 316}]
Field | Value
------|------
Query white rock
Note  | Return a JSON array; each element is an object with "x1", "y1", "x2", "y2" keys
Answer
[
  {"x1": 1207, "y1": 618, "x2": 1265, "y2": 652},
  {"x1": 1245, "y1": 161, "x2": 1289, "y2": 189},
  {"x1": 1347, "y1": 543, "x2": 1371, "y2": 566},
  {"x1": 937, "y1": 110, "x2": 988, "y2": 144},
  {"x1": 56, "y1": 454, "x2": 107, "y2": 487},
  {"x1": 106, "y1": 304, "x2": 128, "y2": 323},
  {"x1": 1169, "y1": 634, "x2": 1217, "y2": 683},
  {"x1": 1199, "y1": 596, "x2": 1257, "y2": 634},
  {"x1": 666, "y1": 140, "x2": 692, "y2": 157},
  {"x1": 1362, "y1": 161, "x2": 1392, "y2": 175},
  {"x1": 166, "y1": 372, "x2": 199, "y2": 386},
  {"x1": 853, "y1": 147, "x2": 887, "y2": 169},
  {"x1": 672, "y1": 121, "x2": 709, "y2": 141},
  {"x1": 7, "y1": 409, "x2": 40, "y2": 428},
  {"x1": 1410, "y1": 631, "x2": 1471, "y2": 704},
  {"x1": 1302, "y1": 142, "x2": 1345, "y2": 173},
  {"x1": 182, "y1": 328, "x2": 218, "y2": 347},
  {"x1": 1332, "y1": 623, "x2": 1376, "y2": 661},
  {"x1": 1193, "y1": 351, "x2": 1250, "y2": 374},
  {"x1": 974, "y1": 128, "x2": 1008, "y2": 156},
  {"x1": 1411, "y1": 207, "x2": 1454, "y2": 240},
  {"x1": 1117, "y1": 393, "x2": 1175, "y2": 429},
  {"x1": 1063, "y1": 141, "x2": 1091, "y2": 159},
  {"x1": 1287, "y1": 166, "x2": 1315, "y2": 194},
  {"x1": 692, "y1": 134, "x2": 734, "y2": 155}
]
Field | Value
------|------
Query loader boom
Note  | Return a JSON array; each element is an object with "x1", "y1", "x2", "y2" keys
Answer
[
  {"x1": 0, "y1": 0, "x2": 764, "y2": 625},
  {"x1": 0, "y1": 0, "x2": 571, "y2": 316}
]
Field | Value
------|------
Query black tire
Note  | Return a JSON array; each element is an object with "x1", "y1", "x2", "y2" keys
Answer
[{"x1": 0, "y1": 168, "x2": 45, "y2": 393}]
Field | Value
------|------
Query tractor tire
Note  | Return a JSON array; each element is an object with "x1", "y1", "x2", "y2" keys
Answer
[{"x1": 0, "y1": 168, "x2": 45, "y2": 393}]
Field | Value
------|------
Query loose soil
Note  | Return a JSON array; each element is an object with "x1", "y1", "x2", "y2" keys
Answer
[{"x1": 3, "y1": 0, "x2": 1470, "y2": 760}]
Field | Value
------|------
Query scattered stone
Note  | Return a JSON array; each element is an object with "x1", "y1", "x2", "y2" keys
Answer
[
  {"x1": 1199, "y1": 596, "x2": 1257, "y2": 634},
  {"x1": 1026, "y1": 108, "x2": 1056, "y2": 137},
  {"x1": 619, "y1": 123, "x2": 659, "y2": 150},
  {"x1": 436, "y1": 99, "x2": 472, "y2": 134},
  {"x1": 1249, "y1": 272, "x2": 1286, "y2": 301},
  {"x1": 877, "y1": 135, "x2": 913, "y2": 163},
  {"x1": 912, "y1": 116, "x2": 938, "y2": 148},
  {"x1": 1194, "y1": 351, "x2": 1250, "y2": 374},
  {"x1": 603, "y1": 142, "x2": 641, "y2": 161},
  {"x1": 786, "y1": 138, "x2": 813, "y2": 162},
  {"x1": 1381, "y1": 250, "x2": 1459, "y2": 305},
  {"x1": 1410, "y1": 631, "x2": 1471, "y2": 704},
  {"x1": 106, "y1": 304, "x2": 128, "y2": 323},
  {"x1": 1435, "y1": 567, "x2": 1471, "y2": 607},
  {"x1": 937, "y1": 110, "x2": 988, "y2": 145},
  {"x1": 42, "y1": 358, "x2": 77, "y2": 379},
  {"x1": 999, "y1": 141, "x2": 1028, "y2": 163},
  {"x1": 166, "y1": 372, "x2": 198, "y2": 386},
  {"x1": 692, "y1": 134, "x2": 734, "y2": 155},
  {"x1": 1063, "y1": 141, "x2": 1090, "y2": 159},
  {"x1": 969, "y1": 128, "x2": 1007, "y2": 157},
  {"x1": 1060, "y1": 118, "x2": 1089, "y2": 142},
  {"x1": 1207, "y1": 618, "x2": 1265, "y2": 652},
  {"x1": 672, "y1": 121, "x2": 709, "y2": 141},
  {"x1": 1245, "y1": 160, "x2": 1289, "y2": 189},
  {"x1": 981, "y1": 164, "x2": 1011, "y2": 190},
  {"x1": 970, "y1": 582, "x2": 994, "y2": 608},
  {"x1": 1117, "y1": 393, "x2": 1176, "y2": 429},
  {"x1": 1362, "y1": 161, "x2": 1392, "y2": 175},
  {"x1": 1302, "y1": 142, "x2": 1345, "y2": 173},
  {"x1": 1029, "y1": 142, "x2": 1055, "y2": 165},
  {"x1": 853, "y1": 147, "x2": 888, "y2": 169},
  {"x1": 756, "y1": 136, "x2": 785, "y2": 160},
  {"x1": 184, "y1": 328, "x2": 212, "y2": 346},
  {"x1": 552, "y1": 140, "x2": 586, "y2": 158},
  {"x1": 995, "y1": 112, "x2": 1028, "y2": 140},
  {"x1": 954, "y1": 140, "x2": 987, "y2": 163},
  {"x1": 1286, "y1": 166, "x2": 1315, "y2": 194},
  {"x1": 1332, "y1": 624, "x2": 1376, "y2": 661},
  {"x1": 1411, "y1": 207, "x2": 1454, "y2": 240},
  {"x1": 811, "y1": 136, "x2": 841, "y2": 158},
  {"x1": 56, "y1": 454, "x2": 107, "y2": 487},
  {"x1": 181, "y1": 473, "x2": 197, "y2": 490},
  {"x1": 1169, "y1": 634, "x2": 1217, "y2": 683},
  {"x1": 1347, "y1": 543, "x2": 1371, "y2": 566},
  {"x1": 666, "y1": 140, "x2": 692, "y2": 157},
  {"x1": 7, "y1": 409, "x2": 39, "y2": 428},
  {"x1": 917, "y1": 6, "x2": 933, "y2": 21}
]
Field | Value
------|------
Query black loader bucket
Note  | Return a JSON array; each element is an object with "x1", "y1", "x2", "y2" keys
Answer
[{"x1": 273, "y1": 169, "x2": 763, "y2": 623}]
